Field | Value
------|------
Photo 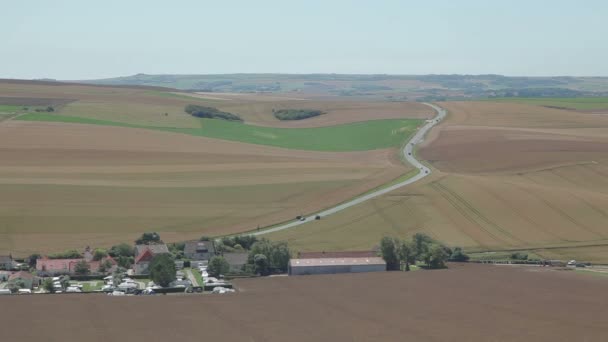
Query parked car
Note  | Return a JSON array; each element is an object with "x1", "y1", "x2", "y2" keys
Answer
[
  {"x1": 65, "y1": 286, "x2": 82, "y2": 293},
  {"x1": 0, "y1": 289, "x2": 12, "y2": 295},
  {"x1": 18, "y1": 289, "x2": 32, "y2": 294},
  {"x1": 567, "y1": 260, "x2": 577, "y2": 266}
]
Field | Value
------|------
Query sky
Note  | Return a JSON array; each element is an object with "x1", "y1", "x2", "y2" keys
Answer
[{"x1": 1, "y1": 0, "x2": 607, "y2": 79}]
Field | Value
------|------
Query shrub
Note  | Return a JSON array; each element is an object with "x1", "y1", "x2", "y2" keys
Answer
[
  {"x1": 449, "y1": 247, "x2": 470, "y2": 262},
  {"x1": 511, "y1": 252, "x2": 528, "y2": 261},
  {"x1": 48, "y1": 249, "x2": 82, "y2": 259}
]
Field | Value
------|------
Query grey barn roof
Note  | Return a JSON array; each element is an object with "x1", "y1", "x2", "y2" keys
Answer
[
  {"x1": 289, "y1": 257, "x2": 386, "y2": 267},
  {"x1": 135, "y1": 244, "x2": 169, "y2": 256}
]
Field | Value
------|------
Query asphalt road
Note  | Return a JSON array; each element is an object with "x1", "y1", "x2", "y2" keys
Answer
[{"x1": 252, "y1": 103, "x2": 447, "y2": 236}]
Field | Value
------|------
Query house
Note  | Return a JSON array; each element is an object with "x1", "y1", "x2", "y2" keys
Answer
[
  {"x1": 8, "y1": 271, "x2": 36, "y2": 289},
  {"x1": 135, "y1": 244, "x2": 169, "y2": 258},
  {"x1": 223, "y1": 252, "x2": 249, "y2": 272},
  {"x1": 133, "y1": 244, "x2": 170, "y2": 275},
  {"x1": 35, "y1": 247, "x2": 118, "y2": 276},
  {"x1": 36, "y1": 258, "x2": 83, "y2": 275},
  {"x1": 184, "y1": 240, "x2": 215, "y2": 261},
  {"x1": 288, "y1": 256, "x2": 386, "y2": 276},
  {"x1": 0, "y1": 255, "x2": 14, "y2": 270}
]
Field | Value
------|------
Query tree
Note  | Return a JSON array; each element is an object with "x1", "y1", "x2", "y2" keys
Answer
[
  {"x1": 98, "y1": 259, "x2": 113, "y2": 275},
  {"x1": 108, "y1": 243, "x2": 134, "y2": 258},
  {"x1": 399, "y1": 241, "x2": 416, "y2": 271},
  {"x1": 412, "y1": 233, "x2": 434, "y2": 260},
  {"x1": 426, "y1": 244, "x2": 448, "y2": 269},
  {"x1": 149, "y1": 254, "x2": 176, "y2": 287},
  {"x1": 253, "y1": 254, "x2": 269, "y2": 276},
  {"x1": 380, "y1": 237, "x2": 400, "y2": 270},
  {"x1": 74, "y1": 260, "x2": 90, "y2": 275},
  {"x1": 7, "y1": 279, "x2": 26, "y2": 293},
  {"x1": 117, "y1": 256, "x2": 133, "y2": 269},
  {"x1": 42, "y1": 278, "x2": 55, "y2": 293},
  {"x1": 135, "y1": 232, "x2": 162, "y2": 245},
  {"x1": 92, "y1": 248, "x2": 108, "y2": 261},
  {"x1": 450, "y1": 247, "x2": 470, "y2": 262},
  {"x1": 28, "y1": 253, "x2": 41, "y2": 268},
  {"x1": 247, "y1": 239, "x2": 291, "y2": 273},
  {"x1": 60, "y1": 276, "x2": 70, "y2": 290},
  {"x1": 113, "y1": 267, "x2": 126, "y2": 286},
  {"x1": 208, "y1": 256, "x2": 230, "y2": 277}
]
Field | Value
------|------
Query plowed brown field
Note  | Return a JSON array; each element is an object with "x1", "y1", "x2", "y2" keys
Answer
[{"x1": 1, "y1": 264, "x2": 606, "y2": 342}]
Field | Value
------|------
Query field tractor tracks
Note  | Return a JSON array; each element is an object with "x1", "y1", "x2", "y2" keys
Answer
[{"x1": 430, "y1": 181, "x2": 521, "y2": 246}]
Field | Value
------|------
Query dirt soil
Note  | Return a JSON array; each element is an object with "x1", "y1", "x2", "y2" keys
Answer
[{"x1": 1, "y1": 264, "x2": 606, "y2": 342}]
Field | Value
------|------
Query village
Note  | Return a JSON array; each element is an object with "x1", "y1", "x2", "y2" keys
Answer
[
  {"x1": 0, "y1": 232, "x2": 397, "y2": 296},
  {"x1": 1, "y1": 231, "x2": 591, "y2": 297}
]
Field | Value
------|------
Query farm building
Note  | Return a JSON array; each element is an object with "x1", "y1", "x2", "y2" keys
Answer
[
  {"x1": 297, "y1": 251, "x2": 377, "y2": 259},
  {"x1": 288, "y1": 257, "x2": 386, "y2": 276},
  {"x1": 133, "y1": 243, "x2": 170, "y2": 275},
  {"x1": 184, "y1": 240, "x2": 215, "y2": 261},
  {"x1": 0, "y1": 255, "x2": 14, "y2": 270},
  {"x1": 8, "y1": 271, "x2": 36, "y2": 289},
  {"x1": 223, "y1": 252, "x2": 249, "y2": 272}
]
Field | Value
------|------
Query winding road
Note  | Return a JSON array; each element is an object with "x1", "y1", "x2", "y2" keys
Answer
[{"x1": 252, "y1": 103, "x2": 446, "y2": 236}]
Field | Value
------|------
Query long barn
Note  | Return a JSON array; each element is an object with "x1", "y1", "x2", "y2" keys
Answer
[{"x1": 288, "y1": 257, "x2": 386, "y2": 276}]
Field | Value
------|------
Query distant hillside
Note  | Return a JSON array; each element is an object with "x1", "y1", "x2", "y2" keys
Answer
[{"x1": 77, "y1": 74, "x2": 608, "y2": 100}]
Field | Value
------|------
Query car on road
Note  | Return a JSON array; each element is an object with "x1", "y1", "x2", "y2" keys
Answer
[{"x1": 299, "y1": 217, "x2": 306, "y2": 221}]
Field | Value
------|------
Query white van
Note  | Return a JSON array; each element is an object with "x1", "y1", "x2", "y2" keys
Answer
[
  {"x1": 18, "y1": 289, "x2": 32, "y2": 294},
  {"x1": 0, "y1": 289, "x2": 11, "y2": 295}
]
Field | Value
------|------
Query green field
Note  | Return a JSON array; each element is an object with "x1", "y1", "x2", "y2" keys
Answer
[
  {"x1": 486, "y1": 97, "x2": 608, "y2": 110},
  {"x1": 16, "y1": 113, "x2": 422, "y2": 152}
]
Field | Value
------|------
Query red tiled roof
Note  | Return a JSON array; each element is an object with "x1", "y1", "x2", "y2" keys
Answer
[
  {"x1": 9, "y1": 271, "x2": 34, "y2": 280},
  {"x1": 134, "y1": 248, "x2": 154, "y2": 264}
]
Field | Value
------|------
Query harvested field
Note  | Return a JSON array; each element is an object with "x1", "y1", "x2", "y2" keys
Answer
[
  {"x1": 0, "y1": 81, "x2": 432, "y2": 129},
  {"x1": 0, "y1": 120, "x2": 409, "y2": 256},
  {"x1": 1, "y1": 264, "x2": 607, "y2": 342},
  {"x1": 270, "y1": 101, "x2": 608, "y2": 262}
]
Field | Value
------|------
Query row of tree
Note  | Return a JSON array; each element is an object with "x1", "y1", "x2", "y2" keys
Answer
[
  {"x1": 379, "y1": 234, "x2": 469, "y2": 271},
  {"x1": 207, "y1": 238, "x2": 291, "y2": 277}
]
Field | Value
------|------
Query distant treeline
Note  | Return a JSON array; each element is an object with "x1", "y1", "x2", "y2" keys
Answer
[
  {"x1": 273, "y1": 109, "x2": 325, "y2": 121},
  {"x1": 185, "y1": 105, "x2": 242, "y2": 122}
]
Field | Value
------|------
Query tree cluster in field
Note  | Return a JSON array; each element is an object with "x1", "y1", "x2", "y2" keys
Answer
[
  {"x1": 185, "y1": 104, "x2": 242, "y2": 122},
  {"x1": 379, "y1": 234, "x2": 469, "y2": 271},
  {"x1": 34, "y1": 106, "x2": 54, "y2": 112},
  {"x1": 272, "y1": 108, "x2": 325, "y2": 121}
]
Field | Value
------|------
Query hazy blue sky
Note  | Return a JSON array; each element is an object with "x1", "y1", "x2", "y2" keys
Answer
[{"x1": 2, "y1": 0, "x2": 607, "y2": 79}]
